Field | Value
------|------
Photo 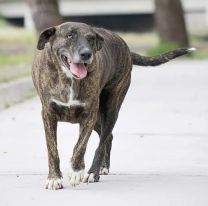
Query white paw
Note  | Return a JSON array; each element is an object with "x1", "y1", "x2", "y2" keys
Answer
[
  {"x1": 83, "y1": 173, "x2": 95, "y2": 183},
  {"x1": 45, "y1": 178, "x2": 63, "y2": 190},
  {"x1": 99, "y1": 167, "x2": 109, "y2": 175},
  {"x1": 69, "y1": 169, "x2": 84, "y2": 187},
  {"x1": 83, "y1": 173, "x2": 100, "y2": 183}
]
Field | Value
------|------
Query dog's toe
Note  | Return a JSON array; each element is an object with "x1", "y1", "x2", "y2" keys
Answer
[
  {"x1": 69, "y1": 169, "x2": 84, "y2": 187},
  {"x1": 83, "y1": 173, "x2": 100, "y2": 183},
  {"x1": 45, "y1": 178, "x2": 63, "y2": 190},
  {"x1": 99, "y1": 167, "x2": 109, "y2": 175}
]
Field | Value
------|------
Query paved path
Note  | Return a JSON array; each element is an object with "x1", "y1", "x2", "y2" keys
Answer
[{"x1": 0, "y1": 61, "x2": 208, "y2": 206}]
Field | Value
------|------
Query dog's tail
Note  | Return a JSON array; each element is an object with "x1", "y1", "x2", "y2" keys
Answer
[{"x1": 131, "y1": 48, "x2": 196, "y2": 66}]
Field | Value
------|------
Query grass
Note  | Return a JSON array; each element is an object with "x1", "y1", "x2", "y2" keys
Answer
[
  {"x1": 145, "y1": 42, "x2": 178, "y2": 56},
  {"x1": 119, "y1": 32, "x2": 159, "y2": 54},
  {"x1": 0, "y1": 17, "x2": 7, "y2": 27},
  {"x1": 119, "y1": 32, "x2": 208, "y2": 59},
  {"x1": 0, "y1": 26, "x2": 36, "y2": 44},
  {"x1": 0, "y1": 20, "x2": 35, "y2": 83},
  {"x1": 145, "y1": 42, "x2": 208, "y2": 59},
  {"x1": 0, "y1": 65, "x2": 31, "y2": 83},
  {"x1": 119, "y1": 32, "x2": 159, "y2": 45},
  {"x1": 189, "y1": 50, "x2": 208, "y2": 59},
  {"x1": 0, "y1": 54, "x2": 33, "y2": 65},
  {"x1": 3, "y1": 101, "x2": 11, "y2": 109}
]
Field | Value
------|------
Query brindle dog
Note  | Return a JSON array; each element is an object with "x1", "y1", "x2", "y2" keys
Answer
[{"x1": 32, "y1": 22, "x2": 195, "y2": 189}]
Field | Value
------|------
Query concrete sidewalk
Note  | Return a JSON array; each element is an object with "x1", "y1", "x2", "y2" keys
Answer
[{"x1": 0, "y1": 61, "x2": 208, "y2": 206}]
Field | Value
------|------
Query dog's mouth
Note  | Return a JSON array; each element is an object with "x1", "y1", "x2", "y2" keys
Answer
[{"x1": 61, "y1": 55, "x2": 87, "y2": 79}]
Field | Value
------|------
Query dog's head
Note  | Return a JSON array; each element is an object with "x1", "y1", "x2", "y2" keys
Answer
[{"x1": 37, "y1": 22, "x2": 104, "y2": 80}]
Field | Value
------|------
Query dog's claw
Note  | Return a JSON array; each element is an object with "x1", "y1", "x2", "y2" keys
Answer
[
  {"x1": 69, "y1": 169, "x2": 84, "y2": 187},
  {"x1": 83, "y1": 173, "x2": 100, "y2": 183},
  {"x1": 99, "y1": 167, "x2": 109, "y2": 175},
  {"x1": 45, "y1": 178, "x2": 63, "y2": 190}
]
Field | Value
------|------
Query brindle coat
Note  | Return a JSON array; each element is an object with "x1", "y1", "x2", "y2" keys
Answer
[{"x1": 32, "y1": 22, "x2": 194, "y2": 189}]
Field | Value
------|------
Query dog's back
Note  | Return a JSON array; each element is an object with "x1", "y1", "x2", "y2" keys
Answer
[{"x1": 91, "y1": 27, "x2": 132, "y2": 89}]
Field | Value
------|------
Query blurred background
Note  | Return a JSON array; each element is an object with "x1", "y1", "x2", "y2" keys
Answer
[{"x1": 0, "y1": 0, "x2": 208, "y2": 109}]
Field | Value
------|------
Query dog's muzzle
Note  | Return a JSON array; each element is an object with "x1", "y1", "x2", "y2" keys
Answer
[
  {"x1": 79, "y1": 48, "x2": 92, "y2": 62},
  {"x1": 61, "y1": 55, "x2": 88, "y2": 79}
]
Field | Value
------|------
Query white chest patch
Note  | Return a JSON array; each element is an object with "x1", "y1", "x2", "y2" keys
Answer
[
  {"x1": 52, "y1": 78, "x2": 85, "y2": 108},
  {"x1": 61, "y1": 65, "x2": 73, "y2": 78}
]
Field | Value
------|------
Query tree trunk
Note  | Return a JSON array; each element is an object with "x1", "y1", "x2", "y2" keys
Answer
[
  {"x1": 28, "y1": 0, "x2": 63, "y2": 33},
  {"x1": 154, "y1": 0, "x2": 189, "y2": 47}
]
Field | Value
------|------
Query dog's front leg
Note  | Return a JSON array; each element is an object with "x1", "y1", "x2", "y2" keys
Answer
[
  {"x1": 42, "y1": 110, "x2": 63, "y2": 190},
  {"x1": 69, "y1": 114, "x2": 96, "y2": 187}
]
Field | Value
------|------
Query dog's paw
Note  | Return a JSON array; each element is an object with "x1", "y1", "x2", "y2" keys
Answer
[
  {"x1": 69, "y1": 169, "x2": 84, "y2": 187},
  {"x1": 99, "y1": 167, "x2": 109, "y2": 175},
  {"x1": 45, "y1": 178, "x2": 63, "y2": 190},
  {"x1": 83, "y1": 173, "x2": 100, "y2": 183}
]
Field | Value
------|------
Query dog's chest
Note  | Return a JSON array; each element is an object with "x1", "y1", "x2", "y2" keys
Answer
[
  {"x1": 49, "y1": 79, "x2": 87, "y2": 122},
  {"x1": 56, "y1": 80, "x2": 85, "y2": 105}
]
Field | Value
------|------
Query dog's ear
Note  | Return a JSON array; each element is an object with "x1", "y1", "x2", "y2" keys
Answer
[
  {"x1": 95, "y1": 33, "x2": 104, "y2": 51},
  {"x1": 37, "y1": 27, "x2": 56, "y2": 50}
]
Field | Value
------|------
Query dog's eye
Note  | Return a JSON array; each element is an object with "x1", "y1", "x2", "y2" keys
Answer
[{"x1": 66, "y1": 34, "x2": 73, "y2": 39}]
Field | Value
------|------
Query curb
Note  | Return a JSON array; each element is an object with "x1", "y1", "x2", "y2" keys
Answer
[{"x1": 0, "y1": 77, "x2": 36, "y2": 111}]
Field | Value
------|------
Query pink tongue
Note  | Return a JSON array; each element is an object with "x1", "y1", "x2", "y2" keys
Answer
[{"x1": 69, "y1": 63, "x2": 87, "y2": 79}]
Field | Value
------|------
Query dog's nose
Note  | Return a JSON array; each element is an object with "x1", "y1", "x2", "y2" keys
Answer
[{"x1": 79, "y1": 49, "x2": 92, "y2": 61}]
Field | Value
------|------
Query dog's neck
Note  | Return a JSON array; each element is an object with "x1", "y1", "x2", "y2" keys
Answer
[
  {"x1": 46, "y1": 47, "x2": 88, "y2": 108},
  {"x1": 52, "y1": 66, "x2": 85, "y2": 108},
  {"x1": 51, "y1": 77, "x2": 85, "y2": 108}
]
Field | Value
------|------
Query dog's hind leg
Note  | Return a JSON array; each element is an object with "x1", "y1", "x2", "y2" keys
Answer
[
  {"x1": 94, "y1": 122, "x2": 113, "y2": 175},
  {"x1": 100, "y1": 134, "x2": 113, "y2": 175},
  {"x1": 42, "y1": 110, "x2": 63, "y2": 190},
  {"x1": 83, "y1": 77, "x2": 131, "y2": 183}
]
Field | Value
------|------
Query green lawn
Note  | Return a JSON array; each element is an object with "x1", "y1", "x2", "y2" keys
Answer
[
  {"x1": 0, "y1": 27, "x2": 35, "y2": 44},
  {"x1": 0, "y1": 64, "x2": 31, "y2": 83},
  {"x1": 0, "y1": 22, "x2": 36, "y2": 83},
  {"x1": 119, "y1": 32, "x2": 208, "y2": 59},
  {"x1": 0, "y1": 54, "x2": 33, "y2": 65}
]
